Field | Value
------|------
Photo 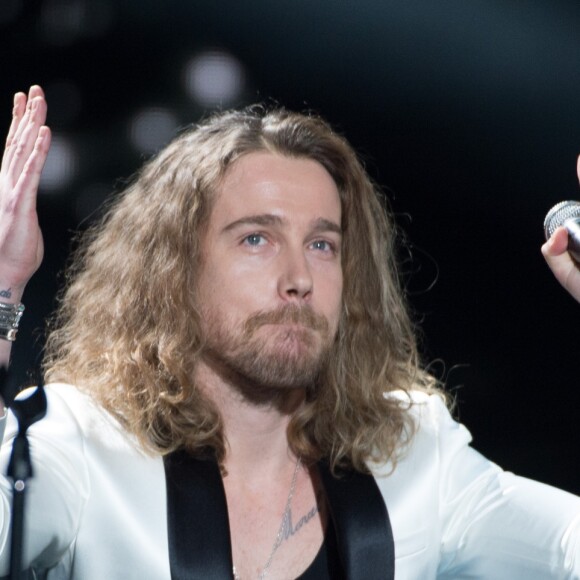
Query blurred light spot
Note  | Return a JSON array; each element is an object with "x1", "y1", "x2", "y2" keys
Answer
[
  {"x1": 44, "y1": 80, "x2": 82, "y2": 126},
  {"x1": 39, "y1": 135, "x2": 77, "y2": 192},
  {"x1": 0, "y1": 0, "x2": 23, "y2": 25},
  {"x1": 40, "y1": 0, "x2": 113, "y2": 45},
  {"x1": 74, "y1": 183, "x2": 109, "y2": 223},
  {"x1": 184, "y1": 50, "x2": 245, "y2": 107},
  {"x1": 129, "y1": 107, "x2": 178, "y2": 154}
]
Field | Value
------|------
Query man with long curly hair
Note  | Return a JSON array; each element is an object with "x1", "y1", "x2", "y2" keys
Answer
[{"x1": 0, "y1": 86, "x2": 578, "y2": 579}]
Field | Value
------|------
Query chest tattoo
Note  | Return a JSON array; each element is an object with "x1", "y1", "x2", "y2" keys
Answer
[{"x1": 280, "y1": 490, "x2": 324, "y2": 543}]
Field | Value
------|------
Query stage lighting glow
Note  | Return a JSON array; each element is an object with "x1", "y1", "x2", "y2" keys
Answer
[
  {"x1": 129, "y1": 107, "x2": 178, "y2": 154},
  {"x1": 39, "y1": 135, "x2": 77, "y2": 192},
  {"x1": 184, "y1": 50, "x2": 245, "y2": 107}
]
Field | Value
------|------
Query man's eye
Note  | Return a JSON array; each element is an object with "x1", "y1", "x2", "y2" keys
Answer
[
  {"x1": 311, "y1": 240, "x2": 333, "y2": 252},
  {"x1": 244, "y1": 234, "x2": 265, "y2": 246}
]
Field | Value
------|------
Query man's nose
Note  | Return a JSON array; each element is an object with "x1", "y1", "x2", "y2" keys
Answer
[{"x1": 277, "y1": 246, "x2": 313, "y2": 302}]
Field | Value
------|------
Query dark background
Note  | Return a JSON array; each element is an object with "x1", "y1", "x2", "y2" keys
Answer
[{"x1": 1, "y1": 0, "x2": 578, "y2": 494}]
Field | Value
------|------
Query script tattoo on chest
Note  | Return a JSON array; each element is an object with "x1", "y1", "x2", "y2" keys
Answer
[{"x1": 280, "y1": 490, "x2": 324, "y2": 543}]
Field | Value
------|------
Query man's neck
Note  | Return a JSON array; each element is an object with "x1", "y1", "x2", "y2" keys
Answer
[{"x1": 194, "y1": 359, "x2": 305, "y2": 480}]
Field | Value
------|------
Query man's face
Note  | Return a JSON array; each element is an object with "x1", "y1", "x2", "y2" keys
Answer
[{"x1": 197, "y1": 151, "x2": 343, "y2": 392}]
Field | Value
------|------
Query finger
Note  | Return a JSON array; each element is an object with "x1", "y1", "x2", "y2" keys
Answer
[
  {"x1": 8, "y1": 89, "x2": 47, "y2": 154},
  {"x1": 5, "y1": 93, "x2": 26, "y2": 148},
  {"x1": 542, "y1": 228, "x2": 580, "y2": 297},
  {"x1": 5, "y1": 91, "x2": 36, "y2": 157},
  {"x1": 542, "y1": 246, "x2": 576, "y2": 289},
  {"x1": 1, "y1": 93, "x2": 27, "y2": 173},
  {"x1": 541, "y1": 227, "x2": 568, "y2": 257},
  {"x1": 4, "y1": 93, "x2": 44, "y2": 176},
  {"x1": 27, "y1": 85, "x2": 44, "y2": 100},
  {"x1": 6, "y1": 96, "x2": 48, "y2": 182},
  {"x1": 13, "y1": 125, "x2": 51, "y2": 214}
]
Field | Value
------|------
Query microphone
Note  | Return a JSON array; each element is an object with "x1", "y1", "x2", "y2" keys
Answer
[{"x1": 544, "y1": 200, "x2": 580, "y2": 262}]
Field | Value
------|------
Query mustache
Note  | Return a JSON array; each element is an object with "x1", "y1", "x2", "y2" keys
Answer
[{"x1": 244, "y1": 305, "x2": 329, "y2": 335}]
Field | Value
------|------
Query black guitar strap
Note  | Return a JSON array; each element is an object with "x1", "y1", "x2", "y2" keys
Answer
[{"x1": 163, "y1": 451, "x2": 395, "y2": 579}]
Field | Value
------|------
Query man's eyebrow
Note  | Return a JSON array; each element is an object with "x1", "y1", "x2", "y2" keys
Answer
[
  {"x1": 311, "y1": 218, "x2": 342, "y2": 236},
  {"x1": 222, "y1": 214, "x2": 342, "y2": 235},
  {"x1": 222, "y1": 214, "x2": 284, "y2": 233}
]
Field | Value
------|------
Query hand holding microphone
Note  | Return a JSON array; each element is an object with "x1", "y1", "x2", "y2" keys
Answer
[{"x1": 541, "y1": 156, "x2": 580, "y2": 302}]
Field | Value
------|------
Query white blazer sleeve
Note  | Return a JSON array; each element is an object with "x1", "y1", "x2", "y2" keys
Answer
[
  {"x1": 0, "y1": 386, "x2": 90, "y2": 576},
  {"x1": 429, "y1": 395, "x2": 580, "y2": 578}
]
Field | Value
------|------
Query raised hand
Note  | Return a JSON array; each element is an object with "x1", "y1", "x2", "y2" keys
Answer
[
  {"x1": 0, "y1": 86, "x2": 51, "y2": 301},
  {"x1": 541, "y1": 156, "x2": 580, "y2": 303}
]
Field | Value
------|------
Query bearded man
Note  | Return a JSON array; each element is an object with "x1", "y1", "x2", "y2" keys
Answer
[{"x1": 0, "y1": 85, "x2": 578, "y2": 579}]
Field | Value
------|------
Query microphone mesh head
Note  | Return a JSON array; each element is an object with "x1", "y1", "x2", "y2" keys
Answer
[{"x1": 543, "y1": 200, "x2": 580, "y2": 240}]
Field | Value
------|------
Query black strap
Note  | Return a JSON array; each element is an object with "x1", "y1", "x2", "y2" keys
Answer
[
  {"x1": 317, "y1": 461, "x2": 395, "y2": 580},
  {"x1": 164, "y1": 450, "x2": 233, "y2": 580},
  {"x1": 163, "y1": 451, "x2": 395, "y2": 580}
]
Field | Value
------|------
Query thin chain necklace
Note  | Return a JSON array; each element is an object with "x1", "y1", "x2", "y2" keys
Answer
[{"x1": 233, "y1": 456, "x2": 302, "y2": 580}]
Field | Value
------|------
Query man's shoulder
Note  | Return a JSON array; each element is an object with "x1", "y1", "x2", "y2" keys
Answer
[
  {"x1": 370, "y1": 389, "x2": 469, "y2": 476},
  {"x1": 24, "y1": 383, "x2": 142, "y2": 454},
  {"x1": 40, "y1": 382, "x2": 104, "y2": 422},
  {"x1": 386, "y1": 388, "x2": 452, "y2": 428}
]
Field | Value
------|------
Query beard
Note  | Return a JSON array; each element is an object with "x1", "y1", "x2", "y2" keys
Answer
[{"x1": 201, "y1": 304, "x2": 333, "y2": 393}]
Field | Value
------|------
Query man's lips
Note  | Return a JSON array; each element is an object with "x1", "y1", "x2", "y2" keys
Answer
[{"x1": 244, "y1": 305, "x2": 329, "y2": 336}]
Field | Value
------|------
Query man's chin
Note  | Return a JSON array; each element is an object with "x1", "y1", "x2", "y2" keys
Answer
[{"x1": 231, "y1": 347, "x2": 326, "y2": 392}]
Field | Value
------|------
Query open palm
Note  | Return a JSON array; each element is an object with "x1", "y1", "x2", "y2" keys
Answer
[{"x1": 0, "y1": 86, "x2": 51, "y2": 295}]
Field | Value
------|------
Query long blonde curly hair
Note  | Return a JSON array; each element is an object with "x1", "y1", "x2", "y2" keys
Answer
[{"x1": 43, "y1": 106, "x2": 439, "y2": 473}]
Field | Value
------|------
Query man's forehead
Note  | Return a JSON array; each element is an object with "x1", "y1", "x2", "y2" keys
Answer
[
  {"x1": 211, "y1": 152, "x2": 342, "y2": 228},
  {"x1": 221, "y1": 152, "x2": 336, "y2": 187}
]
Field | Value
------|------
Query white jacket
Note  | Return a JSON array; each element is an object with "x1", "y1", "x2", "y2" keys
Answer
[{"x1": 0, "y1": 384, "x2": 578, "y2": 579}]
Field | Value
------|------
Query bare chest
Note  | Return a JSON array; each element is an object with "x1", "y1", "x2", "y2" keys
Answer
[{"x1": 224, "y1": 469, "x2": 327, "y2": 580}]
